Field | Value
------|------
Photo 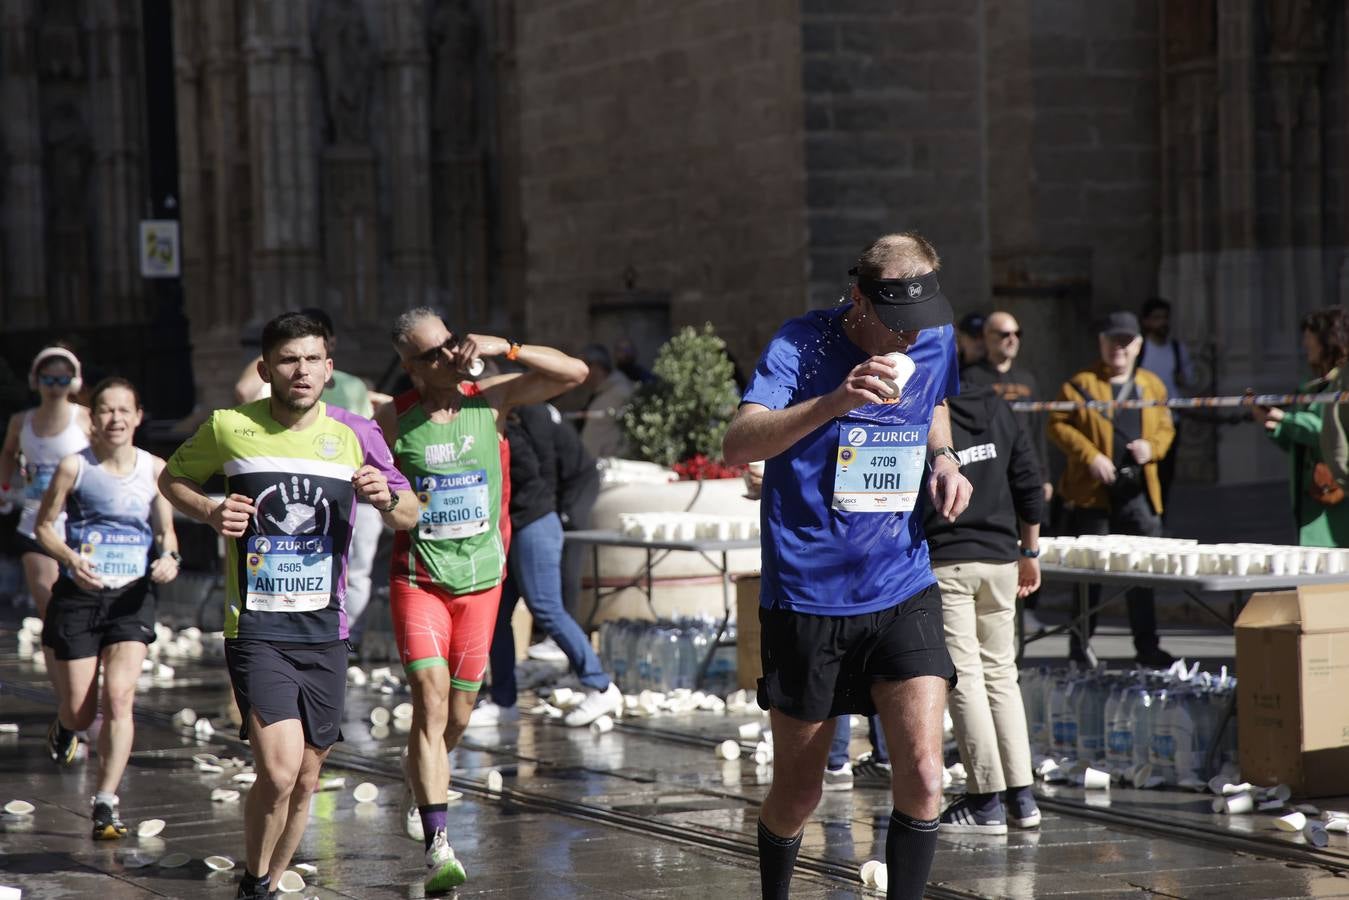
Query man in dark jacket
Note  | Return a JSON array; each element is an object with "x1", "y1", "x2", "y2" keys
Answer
[
  {"x1": 925, "y1": 384, "x2": 1043, "y2": 836},
  {"x1": 471, "y1": 403, "x2": 618, "y2": 728}
]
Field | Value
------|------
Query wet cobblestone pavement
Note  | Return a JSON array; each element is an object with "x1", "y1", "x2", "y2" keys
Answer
[{"x1": 4, "y1": 630, "x2": 1349, "y2": 899}]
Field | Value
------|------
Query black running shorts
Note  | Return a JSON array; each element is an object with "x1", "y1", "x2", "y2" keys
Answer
[
  {"x1": 756, "y1": 583, "x2": 956, "y2": 721},
  {"x1": 42, "y1": 575, "x2": 156, "y2": 661},
  {"x1": 224, "y1": 639, "x2": 346, "y2": 750}
]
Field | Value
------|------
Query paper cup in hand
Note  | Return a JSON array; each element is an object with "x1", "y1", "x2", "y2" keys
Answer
[
  {"x1": 878, "y1": 353, "x2": 916, "y2": 403},
  {"x1": 1275, "y1": 811, "x2": 1307, "y2": 832},
  {"x1": 352, "y1": 782, "x2": 379, "y2": 804}
]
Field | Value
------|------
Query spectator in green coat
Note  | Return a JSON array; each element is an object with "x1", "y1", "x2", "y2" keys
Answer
[{"x1": 1255, "y1": 307, "x2": 1349, "y2": 547}]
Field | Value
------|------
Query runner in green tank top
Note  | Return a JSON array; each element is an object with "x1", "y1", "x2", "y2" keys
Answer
[{"x1": 375, "y1": 308, "x2": 589, "y2": 893}]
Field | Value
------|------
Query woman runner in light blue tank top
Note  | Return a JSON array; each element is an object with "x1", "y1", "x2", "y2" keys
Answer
[{"x1": 33, "y1": 377, "x2": 181, "y2": 840}]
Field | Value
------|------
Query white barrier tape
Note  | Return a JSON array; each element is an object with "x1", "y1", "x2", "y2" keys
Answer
[{"x1": 1009, "y1": 390, "x2": 1349, "y2": 413}]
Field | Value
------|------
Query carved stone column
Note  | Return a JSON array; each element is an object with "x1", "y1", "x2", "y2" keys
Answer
[
  {"x1": 383, "y1": 0, "x2": 434, "y2": 313},
  {"x1": 243, "y1": 0, "x2": 321, "y2": 320},
  {"x1": 89, "y1": 0, "x2": 146, "y2": 323},
  {"x1": 0, "y1": 0, "x2": 47, "y2": 327}
]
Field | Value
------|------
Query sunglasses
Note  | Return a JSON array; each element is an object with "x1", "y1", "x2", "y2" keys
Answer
[
  {"x1": 38, "y1": 374, "x2": 73, "y2": 387},
  {"x1": 992, "y1": 329, "x2": 1021, "y2": 339},
  {"x1": 413, "y1": 335, "x2": 459, "y2": 366}
]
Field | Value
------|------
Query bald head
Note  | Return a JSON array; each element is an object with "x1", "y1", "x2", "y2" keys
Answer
[{"x1": 984, "y1": 311, "x2": 1021, "y2": 368}]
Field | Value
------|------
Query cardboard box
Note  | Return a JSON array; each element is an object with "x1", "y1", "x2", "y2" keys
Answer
[
  {"x1": 1236, "y1": 584, "x2": 1349, "y2": 797},
  {"x1": 736, "y1": 574, "x2": 762, "y2": 691}
]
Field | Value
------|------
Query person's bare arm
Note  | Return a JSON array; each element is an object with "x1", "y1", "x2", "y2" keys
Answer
[
  {"x1": 36, "y1": 455, "x2": 101, "y2": 589},
  {"x1": 0, "y1": 413, "x2": 22, "y2": 489},
  {"x1": 157, "y1": 468, "x2": 255, "y2": 538},
  {"x1": 926, "y1": 401, "x2": 972, "y2": 521},
  {"x1": 375, "y1": 400, "x2": 400, "y2": 451},
  {"x1": 722, "y1": 356, "x2": 900, "y2": 465},
  {"x1": 1017, "y1": 520, "x2": 1041, "y2": 598},
  {"x1": 233, "y1": 354, "x2": 266, "y2": 404},
  {"x1": 462, "y1": 337, "x2": 589, "y2": 412},
  {"x1": 148, "y1": 458, "x2": 181, "y2": 585}
]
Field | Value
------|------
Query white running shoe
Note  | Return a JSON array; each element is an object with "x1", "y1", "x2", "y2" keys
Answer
[
  {"x1": 823, "y1": 762, "x2": 854, "y2": 792},
  {"x1": 467, "y1": 700, "x2": 520, "y2": 728},
  {"x1": 563, "y1": 682, "x2": 622, "y2": 727},
  {"x1": 526, "y1": 637, "x2": 568, "y2": 662},
  {"x1": 424, "y1": 829, "x2": 467, "y2": 892},
  {"x1": 403, "y1": 790, "x2": 424, "y2": 842}
]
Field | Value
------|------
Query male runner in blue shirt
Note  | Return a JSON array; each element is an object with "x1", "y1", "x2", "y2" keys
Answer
[{"x1": 724, "y1": 232, "x2": 972, "y2": 900}]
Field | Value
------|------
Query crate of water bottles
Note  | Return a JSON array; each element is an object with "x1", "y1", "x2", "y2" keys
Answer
[
  {"x1": 599, "y1": 617, "x2": 738, "y2": 696},
  {"x1": 1020, "y1": 660, "x2": 1239, "y2": 790}
]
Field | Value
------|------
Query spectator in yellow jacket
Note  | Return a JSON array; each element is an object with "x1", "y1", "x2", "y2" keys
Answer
[{"x1": 1049, "y1": 311, "x2": 1175, "y2": 667}]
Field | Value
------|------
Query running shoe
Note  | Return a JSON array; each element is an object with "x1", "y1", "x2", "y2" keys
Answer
[
  {"x1": 938, "y1": 793, "x2": 1007, "y2": 835},
  {"x1": 526, "y1": 637, "x2": 567, "y2": 662},
  {"x1": 91, "y1": 802, "x2": 128, "y2": 841},
  {"x1": 822, "y1": 762, "x2": 854, "y2": 792},
  {"x1": 47, "y1": 719, "x2": 78, "y2": 765},
  {"x1": 563, "y1": 682, "x2": 621, "y2": 727},
  {"x1": 1004, "y1": 785, "x2": 1041, "y2": 828},
  {"x1": 852, "y1": 751, "x2": 892, "y2": 786},
  {"x1": 234, "y1": 870, "x2": 272, "y2": 899},
  {"x1": 424, "y1": 829, "x2": 467, "y2": 893},
  {"x1": 402, "y1": 788, "x2": 424, "y2": 842},
  {"x1": 467, "y1": 700, "x2": 519, "y2": 728}
]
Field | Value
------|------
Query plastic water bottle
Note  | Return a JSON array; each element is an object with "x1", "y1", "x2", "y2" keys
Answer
[
  {"x1": 1048, "y1": 676, "x2": 1077, "y2": 759},
  {"x1": 1107, "y1": 683, "x2": 1143, "y2": 775},
  {"x1": 1073, "y1": 675, "x2": 1106, "y2": 764},
  {"x1": 1128, "y1": 688, "x2": 1156, "y2": 773},
  {"x1": 1149, "y1": 689, "x2": 1176, "y2": 785},
  {"x1": 1019, "y1": 667, "x2": 1048, "y2": 755}
]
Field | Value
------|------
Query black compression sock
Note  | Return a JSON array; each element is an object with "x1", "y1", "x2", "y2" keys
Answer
[
  {"x1": 885, "y1": 809, "x2": 939, "y2": 900},
  {"x1": 757, "y1": 819, "x2": 801, "y2": 900}
]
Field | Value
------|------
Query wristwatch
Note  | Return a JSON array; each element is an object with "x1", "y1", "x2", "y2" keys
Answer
[
  {"x1": 1019, "y1": 547, "x2": 1040, "y2": 559},
  {"x1": 379, "y1": 493, "x2": 401, "y2": 514},
  {"x1": 931, "y1": 446, "x2": 961, "y2": 468}
]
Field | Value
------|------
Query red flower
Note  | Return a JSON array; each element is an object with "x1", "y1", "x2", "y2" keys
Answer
[{"x1": 673, "y1": 454, "x2": 747, "y2": 481}]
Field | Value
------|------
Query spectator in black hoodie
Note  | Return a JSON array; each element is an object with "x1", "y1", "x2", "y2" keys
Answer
[{"x1": 925, "y1": 384, "x2": 1043, "y2": 836}]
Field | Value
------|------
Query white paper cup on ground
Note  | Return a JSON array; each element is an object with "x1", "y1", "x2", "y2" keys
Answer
[
  {"x1": 738, "y1": 722, "x2": 761, "y2": 740},
  {"x1": 293, "y1": 863, "x2": 318, "y2": 877},
  {"x1": 369, "y1": 707, "x2": 390, "y2": 727},
  {"x1": 1325, "y1": 818, "x2": 1349, "y2": 833},
  {"x1": 4, "y1": 800, "x2": 34, "y2": 816},
  {"x1": 346, "y1": 665, "x2": 368, "y2": 686},
  {"x1": 276, "y1": 870, "x2": 306, "y2": 893},
  {"x1": 353, "y1": 782, "x2": 379, "y2": 804},
  {"x1": 486, "y1": 770, "x2": 504, "y2": 793},
  {"x1": 590, "y1": 715, "x2": 614, "y2": 735},
  {"x1": 393, "y1": 702, "x2": 413, "y2": 720},
  {"x1": 1220, "y1": 792, "x2": 1254, "y2": 814},
  {"x1": 137, "y1": 818, "x2": 165, "y2": 838},
  {"x1": 860, "y1": 859, "x2": 883, "y2": 887},
  {"x1": 321, "y1": 776, "x2": 346, "y2": 791},
  {"x1": 1275, "y1": 811, "x2": 1307, "y2": 832},
  {"x1": 204, "y1": 855, "x2": 234, "y2": 871},
  {"x1": 172, "y1": 708, "x2": 197, "y2": 728},
  {"x1": 231, "y1": 772, "x2": 257, "y2": 786},
  {"x1": 0, "y1": 724, "x2": 18, "y2": 734},
  {"x1": 1081, "y1": 767, "x2": 1111, "y2": 790},
  {"x1": 159, "y1": 852, "x2": 191, "y2": 868},
  {"x1": 1263, "y1": 784, "x2": 1293, "y2": 803},
  {"x1": 194, "y1": 718, "x2": 215, "y2": 738},
  {"x1": 1303, "y1": 821, "x2": 1330, "y2": 848},
  {"x1": 210, "y1": 788, "x2": 240, "y2": 803},
  {"x1": 717, "y1": 739, "x2": 741, "y2": 761}
]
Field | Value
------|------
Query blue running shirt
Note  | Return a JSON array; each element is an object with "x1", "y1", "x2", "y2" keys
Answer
[{"x1": 741, "y1": 306, "x2": 959, "y2": 615}]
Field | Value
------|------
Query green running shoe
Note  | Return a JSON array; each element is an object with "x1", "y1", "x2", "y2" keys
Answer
[{"x1": 424, "y1": 830, "x2": 467, "y2": 893}]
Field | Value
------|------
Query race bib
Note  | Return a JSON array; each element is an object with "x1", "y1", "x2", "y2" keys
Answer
[
  {"x1": 832, "y1": 422, "x2": 929, "y2": 513},
  {"x1": 77, "y1": 528, "x2": 151, "y2": 589},
  {"x1": 417, "y1": 470, "x2": 490, "y2": 541},
  {"x1": 24, "y1": 464, "x2": 55, "y2": 501},
  {"x1": 244, "y1": 534, "x2": 333, "y2": 613}
]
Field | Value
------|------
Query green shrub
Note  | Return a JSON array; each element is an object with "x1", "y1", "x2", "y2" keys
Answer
[{"x1": 619, "y1": 324, "x2": 741, "y2": 468}]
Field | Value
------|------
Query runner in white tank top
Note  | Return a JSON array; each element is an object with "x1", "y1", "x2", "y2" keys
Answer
[
  {"x1": 0, "y1": 346, "x2": 91, "y2": 624},
  {"x1": 34, "y1": 377, "x2": 179, "y2": 840}
]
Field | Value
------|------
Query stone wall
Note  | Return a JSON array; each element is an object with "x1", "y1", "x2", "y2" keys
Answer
[
  {"x1": 800, "y1": 0, "x2": 990, "y2": 318},
  {"x1": 510, "y1": 0, "x2": 810, "y2": 373}
]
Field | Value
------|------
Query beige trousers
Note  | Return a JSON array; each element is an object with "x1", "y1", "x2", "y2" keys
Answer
[{"x1": 934, "y1": 560, "x2": 1033, "y2": 794}]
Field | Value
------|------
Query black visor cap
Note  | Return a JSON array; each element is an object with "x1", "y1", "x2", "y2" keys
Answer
[{"x1": 850, "y1": 268, "x2": 955, "y2": 332}]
